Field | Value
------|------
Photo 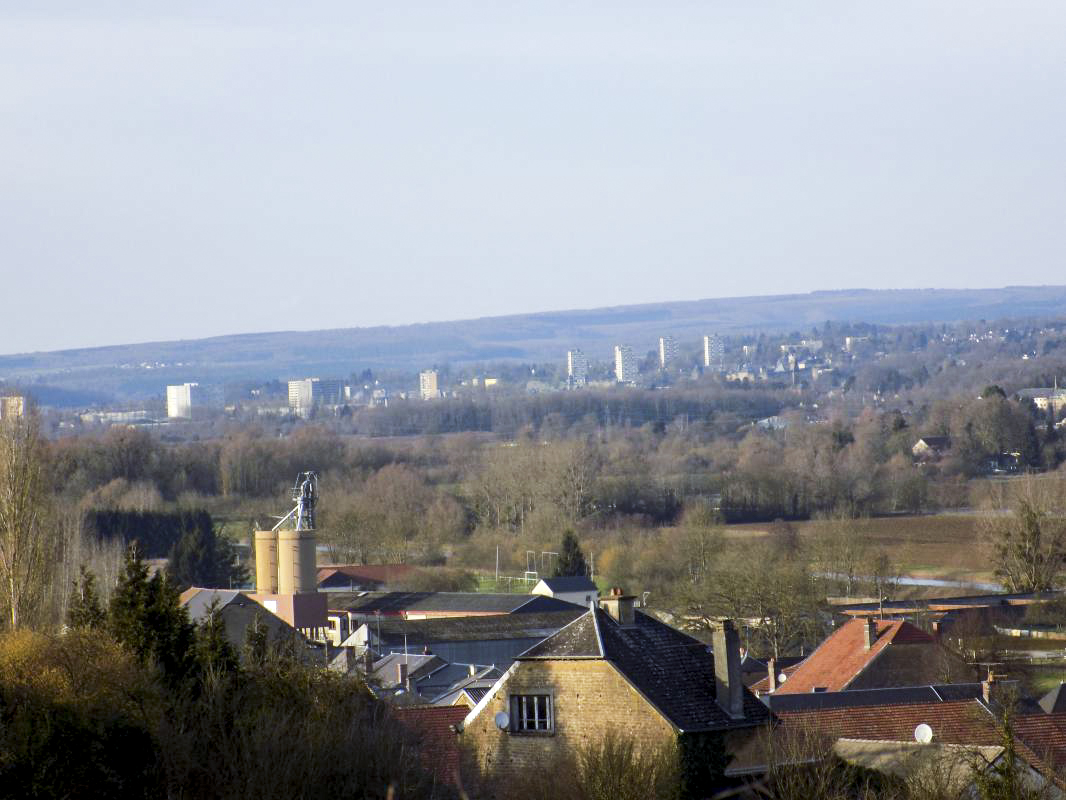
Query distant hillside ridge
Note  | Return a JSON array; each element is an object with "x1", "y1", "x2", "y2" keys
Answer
[{"x1": 4, "y1": 286, "x2": 1066, "y2": 401}]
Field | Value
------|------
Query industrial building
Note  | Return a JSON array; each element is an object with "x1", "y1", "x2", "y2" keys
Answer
[
  {"x1": 165, "y1": 382, "x2": 201, "y2": 419},
  {"x1": 249, "y1": 472, "x2": 328, "y2": 639}
]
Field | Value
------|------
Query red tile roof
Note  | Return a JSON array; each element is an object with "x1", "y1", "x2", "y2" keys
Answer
[
  {"x1": 750, "y1": 664, "x2": 801, "y2": 694},
  {"x1": 317, "y1": 564, "x2": 418, "y2": 586},
  {"x1": 394, "y1": 705, "x2": 467, "y2": 786},
  {"x1": 772, "y1": 618, "x2": 934, "y2": 695}
]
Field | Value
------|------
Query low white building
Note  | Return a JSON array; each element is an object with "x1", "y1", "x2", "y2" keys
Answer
[{"x1": 531, "y1": 576, "x2": 599, "y2": 608}]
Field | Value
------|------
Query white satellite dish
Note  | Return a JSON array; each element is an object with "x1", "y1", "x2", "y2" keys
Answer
[
  {"x1": 778, "y1": 673, "x2": 788, "y2": 684},
  {"x1": 494, "y1": 711, "x2": 510, "y2": 731},
  {"x1": 914, "y1": 723, "x2": 933, "y2": 744}
]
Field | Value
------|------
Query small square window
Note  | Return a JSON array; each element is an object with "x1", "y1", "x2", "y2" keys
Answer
[{"x1": 510, "y1": 694, "x2": 553, "y2": 734}]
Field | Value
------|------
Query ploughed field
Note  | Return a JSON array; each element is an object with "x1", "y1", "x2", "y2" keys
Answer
[{"x1": 726, "y1": 513, "x2": 994, "y2": 586}]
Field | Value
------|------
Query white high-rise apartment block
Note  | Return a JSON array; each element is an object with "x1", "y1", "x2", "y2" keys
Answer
[
  {"x1": 567, "y1": 349, "x2": 588, "y2": 386},
  {"x1": 703, "y1": 334, "x2": 725, "y2": 370},
  {"x1": 166, "y1": 383, "x2": 200, "y2": 419},
  {"x1": 288, "y1": 379, "x2": 316, "y2": 416},
  {"x1": 658, "y1": 336, "x2": 677, "y2": 369},
  {"x1": 419, "y1": 370, "x2": 440, "y2": 401},
  {"x1": 288, "y1": 378, "x2": 345, "y2": 416},
  {"x1": 614, "y1": 345, "x2": 638, "y2": 385}
]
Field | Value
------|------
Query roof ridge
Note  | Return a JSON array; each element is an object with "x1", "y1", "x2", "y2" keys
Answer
[{"x1": 591, "y1": 607, "x2": 606, "y2": 658}]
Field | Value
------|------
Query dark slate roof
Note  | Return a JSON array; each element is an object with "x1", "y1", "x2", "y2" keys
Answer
[
  {"x1": 364, "y1": 609, "x2": 585, "y2": 645},
  {"x1": 768, "y1": 684, "x2": 980, "y2": 713},
  {"x1": 537, "y1": 576, "x2": 598, "y2": 592},
  {"x1": 330, "y1": 591, "x2": 580, "y2": 615},
  {"x1": 520, "y1": 609, "x2": 769, "y2": 733},
  {"x1": 766, "y1": 681, "x2": 1041, "y2": 715},
  {"x1": 1041, "y1": 683, "x2": 1066, "y2": 714}
]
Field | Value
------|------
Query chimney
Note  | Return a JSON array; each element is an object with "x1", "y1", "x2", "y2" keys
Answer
[
  {"x1": 982, "y1": 670, "x2": 996, "y2": 705},
  {"x1": 469, "y1": 663, "x2": 477, "y2": 677},
  {"x1": 397, "y1": 662, "x2": 408, "y2": 689},
  {"x1": 863, "y1": 618, "x2": 878, "y2": 651},
  {"x1": 599, "y1": 587, "x2": 636, "y2": 626},
  {"x1": 767, "y1": 658, "x2": 778, "y2": 693},
  {"x1": 712, "y1": 620, "x2": 745, "y2": 718},
  {"x1": 363, "y1": 648, "x2": 374, "y2": 674}
]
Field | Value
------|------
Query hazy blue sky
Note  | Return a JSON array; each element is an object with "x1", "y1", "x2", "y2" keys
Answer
[{"x1": 3, "y1": 2, "x2": 1065, "y2": 354}]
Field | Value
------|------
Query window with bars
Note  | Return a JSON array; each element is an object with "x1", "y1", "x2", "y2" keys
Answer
[{"x1": 510, "y1": 694, "x2": 553, "y2": 734}]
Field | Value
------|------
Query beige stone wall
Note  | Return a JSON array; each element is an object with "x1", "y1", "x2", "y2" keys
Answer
[{"x1": 461, "y1": 660, "x2": 676, "y2": 790}]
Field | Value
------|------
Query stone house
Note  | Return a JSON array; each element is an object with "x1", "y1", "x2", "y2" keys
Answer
[{"x1": 459, "y1": 591, "x2": 769, "y2": 796}]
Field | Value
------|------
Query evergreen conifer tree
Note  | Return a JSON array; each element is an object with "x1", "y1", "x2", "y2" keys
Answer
[
  {"x1": 168, "y1": 516, "x2": 248, "y2": 590},
  {"x1": 194, "y1": 598, "x2": 239, "y2": 675},
  {"x1": 67, "y1": 565, "x2": 106, "y2": 630},
  {"x1": 553, "y1": 530, "x2": 589, "y2": 578},
  {"x1": 108, "y1": 545, "x2": 196, "y2": 685}
]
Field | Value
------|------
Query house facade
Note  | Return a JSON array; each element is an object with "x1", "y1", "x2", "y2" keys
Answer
[{"x1": 460, "y1": 592, "x2": 769, "y2": 796}]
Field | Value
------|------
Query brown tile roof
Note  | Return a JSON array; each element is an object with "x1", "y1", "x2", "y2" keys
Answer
[
  {"x1": 772, "y1": 618, "x2": 934, "y2": 694},
  {"x1": 394, "y1": 705, "x2": 467, "y2": 786},
  {"x1": 777, "y1": 699, "x2": 997, "y2": 744},
  {"x1": 778, "y1": 701, "x2": 1066, "y2": 782}
]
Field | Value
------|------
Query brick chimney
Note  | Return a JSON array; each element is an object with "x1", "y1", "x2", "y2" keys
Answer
[
  {"x1": 982, "y1": 670, "x2": 996, "y2": 705},
  {"x1": 599, "y1": 587, "x2": 636, "y2": 626},
  {"x1": 863, "y1": 618, "x2": 878, "y2": 651},
  {"x1": 767, "y1": 658, "x2": 778, "y2": 693},
  {"x1": 712, "y1": 620, "x2": 745, "y2": 718}
]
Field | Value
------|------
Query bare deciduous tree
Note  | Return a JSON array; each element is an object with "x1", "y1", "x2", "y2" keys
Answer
[
  {"x1": 984, "y1": 476, "x2": 1066, "y2": 592},
  {"x1": 0, "y1": 413, "x2": 55, "y2": 629}
]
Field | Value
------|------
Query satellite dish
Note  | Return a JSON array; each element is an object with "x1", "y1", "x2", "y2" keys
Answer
[
  {"x1": 914, "y1": 724, "x2": 933, "y2": 744},
  {"x1": 494, "y1": 711, "x2": 510, "y2": 731},
  {"x1": 778, "y1": 673, "x2": 788, "y2": 684}
]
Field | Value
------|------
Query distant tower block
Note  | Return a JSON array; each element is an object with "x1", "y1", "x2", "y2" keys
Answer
[
  {"x1": 278, "y1": 529, "x2": 317, "y2": 594},
  {"x1": 254, "y1": 530, "x2": 279, "y2": 593}
]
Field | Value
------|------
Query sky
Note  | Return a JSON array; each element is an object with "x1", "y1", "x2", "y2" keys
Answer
[{"x1": 2, "y1": 2, "x2": 1065, "y2": 355}]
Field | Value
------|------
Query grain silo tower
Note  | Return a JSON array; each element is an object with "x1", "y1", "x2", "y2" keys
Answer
[
  {"x1": 255, "y1": 471, "x2": 319, "y2": 593},
  {"x1": 251, "y1": 472, "x2": 327, "y2": 639}
]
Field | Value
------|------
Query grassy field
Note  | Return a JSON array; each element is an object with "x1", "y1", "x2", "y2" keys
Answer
[{"x1": 726, "y1": 513, "x2": 996, "y2": 585}]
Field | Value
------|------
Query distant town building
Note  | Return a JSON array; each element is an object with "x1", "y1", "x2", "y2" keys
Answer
[
  {"x1": 0, "y1": 395, "x2": 25, "y2": 420},
  {"x1": 703, "y1": 334, "x2": 724, "y2": 370},
  {"x1": 567, "y1": 349, "x2": 588, "y2": 386},
  {"x1": 80, "y1": 410, "x2": 150, "y2": 425},
  {"x1": 658, "y1": 336, "x2": 677, "y2": 369},
  {"x1": 845, "y1": 336, "x2": 869, "y2": 353},
  {"x1": 165, "y1": 382, "x2": 201, "y2": 419},
  {"x1": 1017, "y1": 386, "x2": 1066, "y2": 415},
  {"x1": 613, "y1": 345, "x2": 638, "y2": 385},
  {"x1": 419, "y1": 370, "x2": 440, "y2": 401},
  {"x1": 288, "y1": 378, "x2": 346, "y2": 417}
]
